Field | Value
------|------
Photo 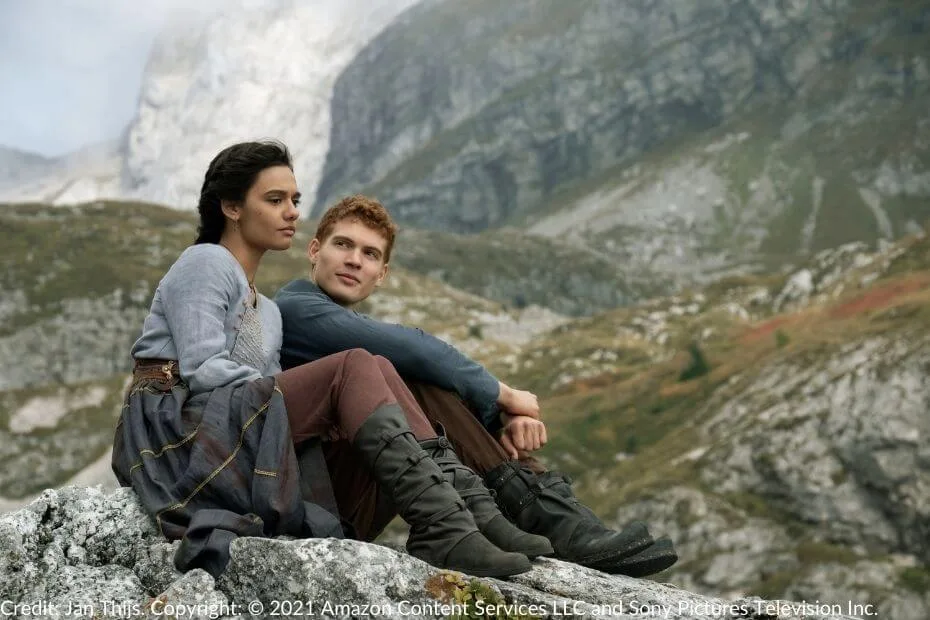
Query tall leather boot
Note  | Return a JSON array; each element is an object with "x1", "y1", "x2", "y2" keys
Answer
[
  {"x1": 353, "y1": 405, "x2": 531, "y2": 577},
  {"x1": 484, "y1": 461, "x2": 653, "y2": 569},
  {"x1": 419, "y1": 437, "x2": 554, "y2": 559},
  {"x1": 536, "y1": 471, "x2": 678, "y2": 576}
]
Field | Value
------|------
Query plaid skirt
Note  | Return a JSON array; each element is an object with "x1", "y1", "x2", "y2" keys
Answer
[{"x1": 111, "y1": 359, "x2": 343, "y2": 577}]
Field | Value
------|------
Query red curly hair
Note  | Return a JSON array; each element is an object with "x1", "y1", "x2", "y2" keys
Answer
[{"x1": 313, "y1": 195, "x2": 398, "y2": 262}]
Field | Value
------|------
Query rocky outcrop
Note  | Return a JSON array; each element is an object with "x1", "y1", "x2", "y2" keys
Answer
[
  {"x1": 704, "y1": 336, "x2": 930, "y2": 561},
  {"x1": 0, "y1": 485, "x2": 856, "y2": 620},
  {"x1": 603, "y1": 333, "x2": 930, "y2": 620}
]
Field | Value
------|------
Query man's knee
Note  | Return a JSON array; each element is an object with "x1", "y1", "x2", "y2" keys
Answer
[
  {"x1": 373, "y1": 354, "x2": 400, "y2": 378},
  {"x1": 342, "y1": 347, "x2": 377, "y2": 368},
  {"x1": 338, "y1": 348, "x2": 383, "y2": 383}
]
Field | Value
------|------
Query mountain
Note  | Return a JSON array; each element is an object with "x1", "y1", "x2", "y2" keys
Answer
[
  {"x1": 315, "y1": 0, "x2": 930, "y2": 289},
  {"x1": 0, "y1": 146, "x2": 54, "y2": 186},
  {"x1": 4, "y1": 0, "x2": 927, "y2": 305},
  {"x1": 122, "y1": 0, "x2": 422, "y2": 210},
  {"x1": 0, "y1": 140, "x2": 123, "y2": 205}
]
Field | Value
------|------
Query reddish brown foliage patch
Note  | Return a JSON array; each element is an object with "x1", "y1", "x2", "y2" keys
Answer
[
  {"x1": 828, "y1": 276, "x2": 930, "y2": 319},
  {"x1": 740, "y1": 315, "x2": 800, "y2": 344},
  {"x1": 740, "y1": 274, "x2": 930, "y2": 344}
]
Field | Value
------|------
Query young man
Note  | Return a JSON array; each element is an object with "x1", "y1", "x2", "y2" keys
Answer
[{"x1": 274, "y1": 195, "x2": 677, "y2": 576}]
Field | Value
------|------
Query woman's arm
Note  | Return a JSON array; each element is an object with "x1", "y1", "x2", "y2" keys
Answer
[{"x1": 160, "y1": 246, "x2": 261, "y2": 394}]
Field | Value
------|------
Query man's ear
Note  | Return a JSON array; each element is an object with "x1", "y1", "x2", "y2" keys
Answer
[
  {"x1": 307, "y1": 238, "x2": 321, "y2": 264},
  {"x1": 375, "y1": 263, "x2": 389, "y2": 287}
]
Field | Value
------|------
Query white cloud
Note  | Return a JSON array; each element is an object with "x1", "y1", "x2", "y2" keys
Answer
[{"x1": 0, "y1": 0, "x2": 227, "y2": 157}]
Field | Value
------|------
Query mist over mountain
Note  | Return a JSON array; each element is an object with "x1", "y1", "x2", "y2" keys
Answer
[{"x1": 0, "y1": 0, "x2": 420, "y2": 209}]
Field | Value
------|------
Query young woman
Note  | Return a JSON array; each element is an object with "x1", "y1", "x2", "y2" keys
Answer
[{"x1": 111, "y1": 140, "x2": 539, "y2": 579}]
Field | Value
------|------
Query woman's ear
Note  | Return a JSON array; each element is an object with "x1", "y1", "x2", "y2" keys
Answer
[{"x1": 220, "y1": 199, "x2": 241, "y2": 223}]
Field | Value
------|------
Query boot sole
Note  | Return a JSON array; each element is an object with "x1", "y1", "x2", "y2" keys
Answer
[
  {"x1": 562, "y1": 522, "x2": 654, "y2": 566},
  {"x1": 591, "y1": 538, "x2": 678, "y2": 577},
  {"x1": 445, "y1": 562, "x2": 534, "y2": 578},
  {"x1": 498, "y1": 539, "x2": 554, "y2": 559},
  {"x1": 503, "y1": 546, "x2": 552, "y2": 560}
]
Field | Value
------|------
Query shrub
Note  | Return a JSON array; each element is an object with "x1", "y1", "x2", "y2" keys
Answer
[{"x1": 679, "y1": 342, "x2": 710, "y2": 381}]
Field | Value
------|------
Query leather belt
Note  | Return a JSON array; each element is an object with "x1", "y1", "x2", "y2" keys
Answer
[{"x1": 133, "y1": 358, "x2": 180, "y2": 382}]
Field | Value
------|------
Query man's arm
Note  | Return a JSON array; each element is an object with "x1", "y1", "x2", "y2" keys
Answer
[{"x1": 276, "y1": 286, "x2": 501, "y2": 428}]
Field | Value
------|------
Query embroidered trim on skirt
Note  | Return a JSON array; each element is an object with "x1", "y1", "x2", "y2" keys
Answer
[{"x1": 111, "y1": 369, "x2": 343, "y2": 577}]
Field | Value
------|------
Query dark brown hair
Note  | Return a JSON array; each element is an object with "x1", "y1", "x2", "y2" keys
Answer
[{"x1": 194, "y1": 140, "x2": 293, "y2": 244}]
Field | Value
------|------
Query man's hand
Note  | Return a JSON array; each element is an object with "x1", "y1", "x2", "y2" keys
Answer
[
  {"x1": 499, "y1": 413, "x2": 548, "y2": 460},
  {"x1": 497, "y1": 382, "x2": 540, "y2": 419}
]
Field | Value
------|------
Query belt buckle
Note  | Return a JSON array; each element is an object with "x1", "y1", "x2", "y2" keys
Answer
[{"x1": 162, "y1": 361, "x2": 175, "y2": 382}]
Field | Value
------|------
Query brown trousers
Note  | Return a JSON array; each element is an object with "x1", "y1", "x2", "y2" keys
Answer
[
  {"x1": 276, "y1": 349, "x2": 436, "y2": 443},
  {"x1": 276, "y1": 350, "x2": 545, "y2": 541}
]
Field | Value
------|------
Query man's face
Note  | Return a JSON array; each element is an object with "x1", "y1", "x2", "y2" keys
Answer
[{"x1": 308, "y1": 219, "x2": 389, "y2": 306}]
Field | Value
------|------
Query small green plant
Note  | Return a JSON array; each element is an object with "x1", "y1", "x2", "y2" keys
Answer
[
  {"x1": 795, "y1": 540, "x2": 859, "y2": 565},
  {"x1": 679, "y1": 342, "x2": 710, "y2": 381},
  {"x1": 425, "y1": 572, "x2": 541, "y2": 620},
  {"x1": 774, "y1": 329, "x2": 790, "y2": 347},
  {"x1": 899, "y1": 566, "x2": 930, "y2": 594}
]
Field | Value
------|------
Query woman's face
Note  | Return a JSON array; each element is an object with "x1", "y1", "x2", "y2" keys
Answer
[{"x1": 231, "y1": 165, "x2": 301, "y2": 251}]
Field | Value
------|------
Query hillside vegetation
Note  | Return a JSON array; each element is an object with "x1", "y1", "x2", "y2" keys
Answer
[{"x1": 1, "y1": 201, "x2": 928, "y2": 616}]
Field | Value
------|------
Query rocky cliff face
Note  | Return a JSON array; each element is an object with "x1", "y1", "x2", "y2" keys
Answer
[
  {"x1": 316, "y1": 0, "x2": 930, "y2": 287},
  {"x1": 123, "y1": 0, "x2": 421, "y2": 210},
  {"x1": 608, "y1": 334, "x2": 930, "y2": 619}
]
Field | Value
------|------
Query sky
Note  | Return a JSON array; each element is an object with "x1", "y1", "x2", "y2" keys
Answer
[{"x1": 0, "y1": 0, "x2": 224, "y2": 158}]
